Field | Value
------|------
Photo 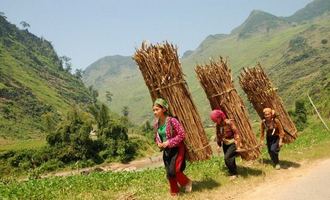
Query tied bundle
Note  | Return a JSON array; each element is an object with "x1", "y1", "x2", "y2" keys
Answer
[
  {"x1": 195, "y1": 57, "x2": 260, "y2": 161},
  {"x1": 239, "y1": 64, "x2": 298, "y2": 143},
  {"x1": 133, "y1": 41, "x2": 212, "y2": 161}
]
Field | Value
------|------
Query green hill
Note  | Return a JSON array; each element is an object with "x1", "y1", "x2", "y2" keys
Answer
[
  {"x1": 83, "y1": 0, "x2": 330, "y2": 123},
  {"x1": 231, "y1": 10, "x2": 290, "y2": 38},
  {"x1": 287, "y1": 0, "x2": 330, "y2": 23},
  {"x1": 83, "y1": 55, "x2": 151, "y2": 122},
  {"x1": 0, "y1": 16, "x2": 92, "y2": 139}
]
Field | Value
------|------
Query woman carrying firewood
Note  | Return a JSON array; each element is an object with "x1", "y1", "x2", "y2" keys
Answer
[
  {"x1": 260, "y1": 108, "x2": 285, "y2": 170},
  {"x1": 153, "y1": 98, "x2": 192, "y2": 196},
  {"x1": 210, "y1": 109, "x2": 242, "y2": 179}
]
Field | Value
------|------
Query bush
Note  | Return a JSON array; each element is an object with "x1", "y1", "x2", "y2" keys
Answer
[
  {"x1": 39, "y1": 159, "x2": 64, "y2": 172},
  {"x1": 321, "y1": 39, "x2": 328, "y2": 44},
  {"x1": 289, "y1": 36, "x2": 306, "y2": 51},
  {"x1": 294, "y1": 100, "x2": 308, "y2": 131}
]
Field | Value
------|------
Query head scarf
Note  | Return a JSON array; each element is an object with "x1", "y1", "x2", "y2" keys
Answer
[
  {"x1": 210, "y1": 109, "x2": 226, "y2": 123},
  {"x1": 263, "y1": 107, "x2": 275, "y2": 116},
  {"x1": 153, "y1": 98, "x2": 169, "y2": 111}
]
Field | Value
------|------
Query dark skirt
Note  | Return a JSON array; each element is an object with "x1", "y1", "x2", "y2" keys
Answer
[{"x1": 163, "y1": 143, "x2": 186, "y2": 178}]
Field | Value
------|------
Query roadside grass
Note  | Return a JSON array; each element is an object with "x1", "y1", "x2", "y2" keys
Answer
[
  {"x1": 0, "y1": 116, "x2": 329, "y2": 200},
  {"x1": 0, "y1": 139, "x2": 45, "y2": 152}
]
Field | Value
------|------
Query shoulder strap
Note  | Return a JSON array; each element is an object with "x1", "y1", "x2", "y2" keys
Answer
[{"x1": 168, "y1": 117, "x2": 174, "y2": 137}]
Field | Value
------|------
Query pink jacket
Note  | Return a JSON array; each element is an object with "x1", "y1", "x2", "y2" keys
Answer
[{"x1": 154, "y1": 117, "x2": 185, "y2": 148}]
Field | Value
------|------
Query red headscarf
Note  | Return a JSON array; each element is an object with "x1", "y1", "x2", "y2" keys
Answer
[{"x1": 210, "y1": 109, "x2": 226, "y2": 123}]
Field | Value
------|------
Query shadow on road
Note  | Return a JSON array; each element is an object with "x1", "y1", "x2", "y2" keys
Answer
[
  {"x1": 238, "y1": 165, "x2": 263, "y2": 178},
  {"x1": 192, "y1": 178, "x2": 221, "y2": 192},
  {"x1": 261, "y1": 158, "x2": 301, "y2": 169}
]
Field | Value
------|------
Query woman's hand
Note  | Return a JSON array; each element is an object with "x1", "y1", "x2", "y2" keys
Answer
[
  {"x1": 157, "y1": 142, "x2": 163, "y2": 148},
  {"x1": 279, "y1": 139, "x2": 283, "y2": 148},
  {"x1": 162, "y1": 141, "x2": 169, "y2": 148}
]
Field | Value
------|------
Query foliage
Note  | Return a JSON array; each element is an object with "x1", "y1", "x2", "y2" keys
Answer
[
  {"x1": 0, "y1": 104, "x2": 139, "y2": 177},
  {"x1": 288, "y1": 100, "x2": 308, "y2": 131}
]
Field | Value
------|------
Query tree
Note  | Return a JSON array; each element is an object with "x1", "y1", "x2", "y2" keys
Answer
[
  {"x1": 105, "y1": 91, "x2": 113, "y2": 104},
  {"x1": 0, "y1": 11, "x2": 6, "y2": 19},
  {"x1": 74, "y1": 69, "x2": 83, "y2": 79},
  {"x1": 60, "y1": 56, "x2": 72, "y2": 73},
  {"x1": 20, "y1": 21, "x2": 30, "y2": 30},
  {"x1": 88, "y1": 85, "x2": 99, "y2": 104},
  {"x1": 122, "y1": 106, "x2": 129, "y2": 117},
  {"x1": 294, "y1": 100, "x2": 307, "y2": 131}
]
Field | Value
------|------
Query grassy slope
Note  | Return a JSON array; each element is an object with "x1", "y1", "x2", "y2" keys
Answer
[
  {"x1": 0, "y1": 16, "x2": 92, "y2": 139},
  {"x1": 183, "y1": 15, "x2": 330, "y2": 121},
  {"x1": 83, "y1": 56, "x2": 151, "y2": 123}
]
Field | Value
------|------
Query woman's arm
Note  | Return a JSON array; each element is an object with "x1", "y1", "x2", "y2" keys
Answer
[
  {"x1": 228, "y1": 120, "x2": 241, "y2": 148},
  {"x1": 275, "y1": 119, "x2": 285, "y2": 146},
  {"x1": 165, "y1": 117, "x2": 185, "y2": 148},
  {"x1": 260, "y1": 121, "x2": 265, "y2": 144},
  {"x1": 216, "y1": 124, "x2": 223, "y2": 146}
]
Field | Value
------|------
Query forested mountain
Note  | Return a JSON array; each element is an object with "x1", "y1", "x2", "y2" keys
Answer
[{"x1": 0, "y1": 16, "x2": 93, "y2": 139}]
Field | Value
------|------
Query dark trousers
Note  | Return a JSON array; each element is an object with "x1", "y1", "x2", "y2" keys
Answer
[
  {"x1": 223, "y1": 143, "x2": 237, "y2": 175},
  {"x1": 266, "y1": 134, "x2": 280, "y2": 165}
]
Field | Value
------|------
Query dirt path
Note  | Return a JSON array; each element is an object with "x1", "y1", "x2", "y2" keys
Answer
[
  {"x1": 236, "y1": 159, "x2": 330, "y2": 200},
  {"x1": 42, "y1": 155, "x2": 163, "y2": 178}
]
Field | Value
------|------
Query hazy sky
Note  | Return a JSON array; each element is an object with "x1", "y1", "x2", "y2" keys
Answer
[{"x1": 0, "y1": 0, "x2": 312, "y2": 70}]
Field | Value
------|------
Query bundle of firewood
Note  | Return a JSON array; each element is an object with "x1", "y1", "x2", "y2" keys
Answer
[
  {"x1": 195, "y1": 57, "x2": 260, "y2": 161},
  {"x1": 133, "y1": 41, "x2": 212, "y2": 161},
  {"x1": 239, "y1": 64, "x2": 298, "y2": 143}
]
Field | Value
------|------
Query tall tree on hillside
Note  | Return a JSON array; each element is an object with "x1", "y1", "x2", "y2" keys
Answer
[
  {"x1": 88, "y1": 85, "x2": 99, "y2": 104},
  {"x1": 74, "y1": 69, "x2": 83, "y2": 79},
  {"x1": 0, "y1": 11, "x2": 6, "y2": 19},
  {"x1": 122, "y1": 106, "x2": 129, "y2": 117},
  {"x1": 105, "y1": 91, "x2": 113, "y2": 104},
  {"x1": 20, "y1": 21, "x2": 30, "y2": 30},
  {"x1": 60, "y1": 56, "x2": 72, "y2": 73}
]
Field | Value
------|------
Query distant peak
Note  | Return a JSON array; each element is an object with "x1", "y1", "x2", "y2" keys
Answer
[
  {"x1": 287, "y1": 0, "x2": 330, "y2": 22},
  {"x1": 231, "y1": 9, "x2": 288, "y2": 37}
]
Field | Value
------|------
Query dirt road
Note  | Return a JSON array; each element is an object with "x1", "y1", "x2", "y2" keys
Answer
[
  {"x1": 239, "y1": 159, "x2": 330, "y2": 200},
  {"x1": 42, "y1": 155, "x2": 163, "y2": 178}
]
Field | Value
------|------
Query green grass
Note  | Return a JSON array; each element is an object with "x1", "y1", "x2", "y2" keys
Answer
[
  {"x1": 1, "y1": 116, "x2": 329, "y2": 200},
  {"x1": 0, "y1": 139, "x2": 45, "y2": 152}
]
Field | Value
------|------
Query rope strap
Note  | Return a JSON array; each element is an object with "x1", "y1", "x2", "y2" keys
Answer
[
  {"x1": 236, "y1": 144, "x2": 262, "y2": 153},
  {"x1": 152, "y1": 80, "x2": 186, "y2": 91},
  {"x1": 210, "y1": 88, "x2": 235, "y2": 98},
  {"x1": 185, "y1": 142, "x2": 211, "y2": 153}
]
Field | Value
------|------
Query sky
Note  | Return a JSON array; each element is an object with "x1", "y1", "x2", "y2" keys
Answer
[{"x1": 0, "y1": 0, "x2": 312, "y2": 70}]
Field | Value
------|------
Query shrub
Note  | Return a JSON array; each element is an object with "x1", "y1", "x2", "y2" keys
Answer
[{"x1": 321, "y1": 39, "x2": 328, "y2": 44}]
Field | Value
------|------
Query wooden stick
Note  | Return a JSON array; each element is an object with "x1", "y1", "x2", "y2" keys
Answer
[
  {"x1": 195, "y1": 57, "x2": 261, "y2": 161},
  {"x1": 239, "y1": 64, "x2": 298, "y2": 143},
  {"x1": 308, "y1": 94, "x2": 330, "y2": 132}
]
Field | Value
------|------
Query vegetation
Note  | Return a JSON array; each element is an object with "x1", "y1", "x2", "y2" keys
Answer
[{"x1": 0, "y1": 105, "x2": 142, "y2": 177}]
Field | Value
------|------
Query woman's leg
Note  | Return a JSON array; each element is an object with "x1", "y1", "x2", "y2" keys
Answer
[
  {"x1": 223, "y1": 143, "x2": 237, "y2": 175},
  {"x1": 175, "y1": 144, "x2": 190, "y2": 186},
  {"x1": 168, "y1": 177, "x2": 180, "y2": 194},
  {"x1": 267, "y1": 135, "x2": 280, "y2": 165}
]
